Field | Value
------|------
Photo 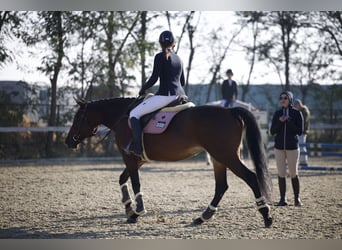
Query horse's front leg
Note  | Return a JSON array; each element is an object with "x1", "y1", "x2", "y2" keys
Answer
[
  {"x1": 119, "y1": 169, "x2": 134, "y2": 217},
  {"x1": 124, "y1": 156, "x2": 146, "y2": 223}
]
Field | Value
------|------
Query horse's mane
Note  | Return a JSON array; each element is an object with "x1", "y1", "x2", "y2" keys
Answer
[
  {"x1": 88, "y1": 97, "x2": 136, "y2": 106},
  {"x1": 83, "y1": 97, "x2": 137, "y2": 118}
]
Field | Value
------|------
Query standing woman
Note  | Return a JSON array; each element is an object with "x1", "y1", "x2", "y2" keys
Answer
[
  {"x1": 126, "y1": 30, "x2": 186, "y2": 157},
  {"x1": 270, "y1": 91, "x2": 304, "y2": 206},
  {"x1": 294, "y1": 99, "x2": 311, "y2": 166}
]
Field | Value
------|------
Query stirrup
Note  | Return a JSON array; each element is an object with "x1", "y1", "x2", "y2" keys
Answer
[
  {"x1": 122, "y1": 142, "x2": 142, "y2": 158},
  {"x1": 130, "y1": 149, "x2": 142, "y2": 158},
  {"x1": 121, "y1": 142, "x2": 132, "y2": 155},
  {"x1": 128, "y1": 141, "x2": 143, "y2": 157}
]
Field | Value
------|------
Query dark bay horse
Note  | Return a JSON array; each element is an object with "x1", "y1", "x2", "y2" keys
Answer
[{"x1": 65, "y1": 97, "x2": 273, "y2": 227}]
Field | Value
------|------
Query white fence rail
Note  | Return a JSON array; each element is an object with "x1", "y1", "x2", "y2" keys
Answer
[{"x1": 0, "y1": 125, "x2": 109, "y2": 135}]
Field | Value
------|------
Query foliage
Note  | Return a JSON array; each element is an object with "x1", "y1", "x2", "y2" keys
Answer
[
  {"x1": 0, "y1": 11, "x2": 22, "y2": 67},
  {"x1": 0, "y1": 90, "x2": 25, "y2": 126},
  {"x1": 1, "y1": 11, "x2": 341, "y2": 159}
]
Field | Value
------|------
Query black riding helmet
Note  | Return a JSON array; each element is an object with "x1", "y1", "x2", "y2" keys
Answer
[{"x1": 159, "y1": 30, "x2": 174, "y2": 46}]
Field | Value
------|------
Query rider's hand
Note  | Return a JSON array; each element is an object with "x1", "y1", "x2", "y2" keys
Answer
[{"x1": 139, "y1": 89, "x2": 146, "y2": 96}]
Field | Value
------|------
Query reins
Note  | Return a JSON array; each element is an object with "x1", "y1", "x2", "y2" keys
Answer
[
  {"x1": 72, "y1": 102, "x2": 98, "y2": 145},
  {"x1": 72, "y1": 97, "x2": 144, "y2": 147}
]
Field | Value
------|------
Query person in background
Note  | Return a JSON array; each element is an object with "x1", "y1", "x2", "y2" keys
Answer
[
  {"x1": 270, "y1": 91, "x2": 304, "y2": 207},
  {"x1": 221, "y1": 69, "x2": 238, "y2": 108},
  {"x1": 294, "y1": 99, "x2": 310, "y2": 166}
]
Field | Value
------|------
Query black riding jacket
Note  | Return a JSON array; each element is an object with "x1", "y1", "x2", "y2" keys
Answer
[
  {"x1": 141, "y1": 51, "x2": 185, "y2": 96},
  {"x1": 270, "y1": 107, "x2": 304, "y2": 150},
  {"x1": 221, "y1": 79, "x2": 238, "y2": 102}
]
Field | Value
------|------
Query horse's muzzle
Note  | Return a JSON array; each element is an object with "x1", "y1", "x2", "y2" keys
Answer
[{"x1": 65, "y1": 137, "x2": 78, "y2": 149}]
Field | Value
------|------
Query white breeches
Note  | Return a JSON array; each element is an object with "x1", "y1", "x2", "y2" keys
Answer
[{"x1": 129, "y1": 95, "x2": 178, "y2": 119}]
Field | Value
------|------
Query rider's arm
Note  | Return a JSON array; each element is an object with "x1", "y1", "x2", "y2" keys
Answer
[{"x1": 141, "y1": 54, "x2": 161, "y2": 92}]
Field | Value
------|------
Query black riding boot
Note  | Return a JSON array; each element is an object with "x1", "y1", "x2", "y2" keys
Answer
[
  {"x1": 292, "y1": 175, "x2": 302, "y2": 206},
  {"x1": 128, "y1": 117, "x2": 143, "y2": 157},
  {"x1": 275, "y1": 176, "x2": 288, "y2": 206}
]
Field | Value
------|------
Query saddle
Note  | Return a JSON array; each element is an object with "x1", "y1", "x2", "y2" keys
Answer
[{"x1": 128, "y1": 94, "x2": 195, "y2": 134}]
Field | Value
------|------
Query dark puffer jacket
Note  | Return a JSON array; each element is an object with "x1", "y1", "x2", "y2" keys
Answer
[{"x1": 270, "y1": 91, "x2": 304, "y2": 150}]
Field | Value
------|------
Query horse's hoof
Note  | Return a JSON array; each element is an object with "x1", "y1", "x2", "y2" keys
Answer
[
  {"x1": 126, "y1": 208, "x2": 135, "y2": 217},
  {"x1": 193, "y1": 217, "x2": 204, "y2": 225},
  {"x1": 127, "y1": 217, "x2": 138, "y2": 223},
  {"x1": 264, "y1": 217, "x2": 273, "y2": 228},
  {"x1": 127, "y1": 212, "x2": 139, "y2": 223}
]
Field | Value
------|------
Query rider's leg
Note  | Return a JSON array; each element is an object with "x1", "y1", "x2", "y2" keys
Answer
[{"x1": 128, "y1": 95, "x2": 178, "y2": 156}]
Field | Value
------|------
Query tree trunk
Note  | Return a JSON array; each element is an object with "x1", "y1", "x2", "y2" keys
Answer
[
  {"x1": 140, "y1": 11, "x2": 147, "y2": 86},
  {"x1": 206, "y1": 25, "x2": 245, "y2": 103},
  {"x1": 46, "y1": 12, "x2": 64, "y2": 157},
  {"x1": 185, "y1": 23, "x2": 196, "y2": 94}
]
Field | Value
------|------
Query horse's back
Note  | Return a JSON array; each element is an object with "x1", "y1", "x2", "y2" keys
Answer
[
  {"x1": 176, "y1": 105, "x2": 243, "y2": 132},
  {"x1": 142, "y1": 105, "x2": 244, "y2": 161}
]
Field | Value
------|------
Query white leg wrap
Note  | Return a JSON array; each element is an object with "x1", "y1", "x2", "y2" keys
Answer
[
  {"x1": 135, "y1": 192, "x2": 143, "y2": 199},
  {"x1": 134, "y1": 192, "x2": 146, "y2": 215},
  {"x1": 122, "y1": 198, "x2": 133, "y2": 206},
  {"x1": 256, "y1": 196, "x2": 269, "y2": 210},
  {"x1": 200, "y1": 213, "x2": 215, "y2": 222},
  {"x1": 120, "y1": 183, "x2": 129, "y2": 189},
  {"x1": 255, "y1": 196, "x2": 265, "y2": 202},
  {"x1": 135, "y1": 209, "x2": 147, "y2": 216},
  {"x1": 199, "y1": 205, "x2": 217, "y2": 222},
  {"x1": 120, "y1": 183, "x2": 133, "y2": 205},
  {"x1": 209, "y1": 204, "x2": 218, "y2": 211},
  {"x1": 200, "y1": 215, "x2": 208, "y2": 222}
]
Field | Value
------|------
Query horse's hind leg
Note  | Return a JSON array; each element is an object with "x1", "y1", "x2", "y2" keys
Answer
[
  {"x1": 194, "y1": 158, "x2": 228, "y2": 225},
  {"x1": 229, "y1": 157, "x2": 272, "y2": 228},
  {"x1": 119, "y1": 168, "x2": 135, "y2": 217}
]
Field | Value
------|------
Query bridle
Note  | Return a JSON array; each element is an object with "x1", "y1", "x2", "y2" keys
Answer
[{"x1": 72, "y1": 103, "x2": 98, "y2": 144}]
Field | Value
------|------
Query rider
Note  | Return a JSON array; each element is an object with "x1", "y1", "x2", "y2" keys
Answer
[
  {"x1": 221, "y1": 69, "x2": 238, "y2": 108},
  {"x1": 126, "y1": 30, "x2": 186, "y2": 157}
]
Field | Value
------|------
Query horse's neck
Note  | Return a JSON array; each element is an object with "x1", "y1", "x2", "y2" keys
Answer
[{"x1": 91, "y1": 98, "x2": 134, "y2": 129}]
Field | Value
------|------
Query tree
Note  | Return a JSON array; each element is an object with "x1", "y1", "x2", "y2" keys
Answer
[
  {"x1": 259, "y1": 12, "x2": 304, "y2": 90},
  {"x1": 66, "y1": 11, "x2": 98, "y2": 98},
  {"x1": 292, "y1": 29, "x2": 330, "y2": 103},
  {"x1": 287, "y1": 12, "x2": 342, "y2": 102},
  {"x1": 21, "y1": 11, "x2": 74, "y2": 156},
  {"x1": 88, "y1": 11, "x2": 141, "y2": 98},
  {"x1": 236, "y1": 11, "x2": 266, "y2": 101},
  {"x1": 205, "y1": 24, "x2": 246, "y2": 103},
  {"x1": 317, "y1": 11, "x2": 342, "y2": 56},
  {"x1": 0, "y1": 11, "x2": 21, "y2": 67},
  {"x1": 124, "y1": 11, "x2": 157, "y2": 90},
  {"x1": 138, "y1": 11, "x2": 148, "y2": 86},
  {"x1": 163, "y1": 11, "x2": 201, "y2": 93}
]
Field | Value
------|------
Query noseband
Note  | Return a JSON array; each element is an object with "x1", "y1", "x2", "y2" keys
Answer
[{"x1": 72, "y1": 103, "x2": 97, "y2": 143}]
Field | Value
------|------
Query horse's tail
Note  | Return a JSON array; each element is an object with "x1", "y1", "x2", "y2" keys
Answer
[{"x1": 230, "y1": 107, "x2": 272, "y2": 201}]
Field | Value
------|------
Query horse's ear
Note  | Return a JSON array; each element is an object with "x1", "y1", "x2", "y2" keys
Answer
[{"x1": 74, "y1": 96, "x2": 85, "y2": 107}]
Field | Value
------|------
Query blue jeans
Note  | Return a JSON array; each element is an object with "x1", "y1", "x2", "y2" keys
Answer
[{"x1": 298, "y1": 134, "x2": 308, "y2": 165}]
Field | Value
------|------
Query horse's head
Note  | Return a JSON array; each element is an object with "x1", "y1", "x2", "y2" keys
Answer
[{"x1": 65, "y1": 99, "x2": 99, "y2": 149}]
